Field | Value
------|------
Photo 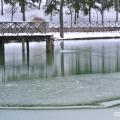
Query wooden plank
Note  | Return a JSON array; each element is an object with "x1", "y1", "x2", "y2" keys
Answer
[{"x1": 0, "y1": 35, "x2": 53, "y2": 43}]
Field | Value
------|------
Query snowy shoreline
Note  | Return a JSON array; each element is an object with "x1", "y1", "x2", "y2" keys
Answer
[
  {"x1": 52, "y1": 31, "x2": 120, "y2": 40},
  {"x1": 1, "y1": 31, "x2": 120, "y2": 41}
]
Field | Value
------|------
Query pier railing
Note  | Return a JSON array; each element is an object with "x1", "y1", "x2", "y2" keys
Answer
[
  {"x1": 0, "y1": 21, "x2": 48, "y2": 35},
  {"x1": 49, "y1": 21, "x2": 120, "y2": 32},
  {"x1": 1, "y1": 21, "x2": 120, "y2": 34}
]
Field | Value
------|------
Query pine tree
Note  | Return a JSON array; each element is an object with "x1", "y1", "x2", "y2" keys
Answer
[
  {"x1": 6, "y1": 0, "x2": 18, "y2": 21},
  {"x1": 114, "y1": 0, "x2": 120, "y2": 21},
  {"x1": 44, "y1": 0, "x2": 65, "y2": 38},
  {"x1": 31, "y1": 0, "x2": 42, "y2": 9},
  {"x1": 95, "y1": 0, "x2": 113, "y2": 24},
  {"x1": 87, "y1": 0, "x2": 95, "y2": 22},
  {"x1": 19, "y1": 0, "x2": 26, "y2": 21},
  {"x1": 44, "y1": 0, "x2": 58, "y2": 21}
]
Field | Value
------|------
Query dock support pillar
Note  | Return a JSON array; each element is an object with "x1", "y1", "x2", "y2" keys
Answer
[
  {"x1": 46, "y1": 36, "x2": 54, "y2": 54},
  {"x1": 26, "y1": 40, "x2": 29, "y2": 80},
  {"x1": 0, "y1": 41, "x2": 5, "y2": 65},
  {"x1": 26, "y1": 40, "x2": 29, "y2": 61},
  {"x1": 60, "y1": 41, "x2": 64, "y2": 76},
  {"x1": 0, "y1": 41, "x2": 5, "y2": 83},
  {"x1": 22, "y1": 38, "x2": 25, "y2": 63}
]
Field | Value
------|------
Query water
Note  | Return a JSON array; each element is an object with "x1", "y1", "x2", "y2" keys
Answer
[{"x1": 1, "y1": 39, "x2": 120, "y2": 109}]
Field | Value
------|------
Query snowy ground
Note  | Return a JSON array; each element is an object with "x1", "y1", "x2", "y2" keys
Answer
[
  {"x1": 1, "y1": 31, "x2": 120, "y2": 40},
  {"x1": 0, "y1": 1, "x2": 120, "y2": 23},
  {"x1": 52, "y1": 31, "x2": 120, "y2": 40},
  {"x1": 1, "y1": 1, "x2": 120, "y2": 40},
  {"x1": 1, "y1": 2, "x2": 120, "y2": 120}
]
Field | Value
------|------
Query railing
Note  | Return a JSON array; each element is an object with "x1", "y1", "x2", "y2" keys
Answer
[
  {"x1": 0, "y1": 21, "x2": 48, "y2": 35},
  {"x1": 1, "y1": 21, "x2": 120, "y2": 34},
  {"x1": 49, "y1": 21, "x2": 120, "y2": 28},
  {"x1": 49, "y1": 21, "x2": 120, "y2": 32}
]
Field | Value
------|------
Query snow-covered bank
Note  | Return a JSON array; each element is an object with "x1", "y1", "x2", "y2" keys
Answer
[
  {"x1": 52, "y1": 31, "x2": 120, "y2": 40},
  {"x1": 0, "y1": 0, "x2": 120, "y2": 23},
  {"x1": 1, "y1": 32, "x2": 120, "y2": 41}
]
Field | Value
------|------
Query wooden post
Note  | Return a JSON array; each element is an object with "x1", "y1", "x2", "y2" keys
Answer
[
  {"x1": 116, "y1": 43, "x2": 119, "y2": 72},
  {"x1": 46, "y1": 53, "x2": 54, "y2": 65},
  {"x1": 26, "y1": 40, "x2": 29, "y2": 79},
  {"x1": 60, "y1": 41, "x2": 64, "y2": 76},
  {"x1": 0, "y1": 41, "x2": 5, "y2": 65},
  {"x1": 22, "y1": 38, "x2": 25, "y2": 64},
  {"x1": 0, "y1": 41, "x2": 5, "y2": 83},
  {"x1": 102, "y1": 44, "x2": 105, "y2": 73},
  {"x1": 26, "y1": 40, "x2": 29, "y2": 61},
  {"x1": 46, "y1": 36, "x2": 54, "y2": 53},
  {"x1": 89, "y1": 46, "x2": 92, "y2": 73}
]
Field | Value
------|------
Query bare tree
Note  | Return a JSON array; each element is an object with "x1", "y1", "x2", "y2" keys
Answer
[{"x1": 6, "y1": 4, "x2": 18, "y2": 21}]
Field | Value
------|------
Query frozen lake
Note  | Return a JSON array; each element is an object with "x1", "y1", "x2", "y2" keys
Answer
[{"x1": 0, "y1": 39, "x2": 120, "y2": 108}]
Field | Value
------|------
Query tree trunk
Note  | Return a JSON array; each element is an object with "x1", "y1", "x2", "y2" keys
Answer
[
  {"x1": 59, "y1": 0, "x2": 64, "y2": 38},
  {"x1": 89, "y1": 6, "x2": 91, "y2": 22},
  {"x1": 1, "y1": 0, "x2": 3, "y2": 15},
  {"x1": 74, "y1": 10, "x2": 77, "y2": 25},
  {"x1": 70, "y1": 8, "x2": 73, "y2": 28},
  {"x1": 38, "y1": 0, "x2": 41, "y2": 9},
  {"x1": 101, "y1": 11, "x2": 104, "y2": 25},
  {"x1": 116, "y1": 11, "x2": 118, "y2": 21},
  {"x1": 115, "y1": 0, "x2": 118, "y2": 21},
  {"x1": 22, "y1": 1, "x2": 26, "y2": 21},
  {"x1": 50, "y1": 12, "x2": 53, "y2": 21},
  {"x1": 11, "y1": 5, "x2": 14, "y2": 22},
  {"x1": 101, "y1": 0, "x2": 104, "y2": 25},
  {"x1": 20, "y1": 0, "x2": 26, "y2": 21},
  {"x1": 77, "y1": 11, "x2": 79, "y2": 18}
]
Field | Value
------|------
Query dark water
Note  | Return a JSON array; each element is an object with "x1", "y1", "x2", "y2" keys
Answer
[{"x1": 0, "y1": 39, "x2": 120, "y2": 108}]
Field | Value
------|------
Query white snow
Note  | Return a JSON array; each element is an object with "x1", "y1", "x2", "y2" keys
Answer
[
  {"x1": 51, "y1": 31, "x2": 120, "y2": 40},
  {"x1": 0, "y1": 1, "x2": 120, "y2": 41},
  {"x1": 0, "y1": 1, "x2": 120, "y2": 23},
  {"x1": 0, "y1": 1, "x2": 120, "y2": 40},
  {"x1": 0, "y1": 33, "x2": 53, "y2": 36},
  {"x1": 1, "y1": 31, "x2": 120, "y2": 40}
]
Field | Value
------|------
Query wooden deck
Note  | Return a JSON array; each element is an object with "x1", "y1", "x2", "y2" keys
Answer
[
  {"x1": 0, "y1": 34, "x2": 53, "y2": 42},
  {"x1": 0, "y1": 22, "x2": 54, "y2": 53}
]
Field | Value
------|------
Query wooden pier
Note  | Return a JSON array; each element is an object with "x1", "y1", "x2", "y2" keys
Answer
[{"x1": 0, "y1": 22, "x2": 54, "y2": 56}]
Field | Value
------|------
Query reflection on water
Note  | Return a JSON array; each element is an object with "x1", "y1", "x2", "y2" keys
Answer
[
  {"x1": 0, "y1": 39, "x2": 120, "y2": 82},
  {"x1": 1, "y1": 39, "x2": 120, "y2": 108}
]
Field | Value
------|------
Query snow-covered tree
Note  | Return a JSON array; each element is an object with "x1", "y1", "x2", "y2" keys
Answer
[
  {"x1": 6, "y1": 1, "x2": 18, "y2": 21},
  {"x1": 114, "y1": 0, "x2": 120, "y2": 21},
  {"x1": 31, "y1": 0, "x2": 42, "y2": 9},
  {"x1": 19, "y1": 0, "x2": 26, "y2": 21},
  {"x1": 44, "y1": 0, "x2": 64, "y2": 38},
  {"x1": 95, "y1": 0, "x2": 113, "y2": 23}
]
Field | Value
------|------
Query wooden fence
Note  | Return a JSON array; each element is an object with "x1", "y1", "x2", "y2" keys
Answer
[
  {"x1": 0, "y1": 21, "x2": 48, "y2": 35},
  {"x1": 48, "y1": 21, "x2": 120, "y2": 32}
]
